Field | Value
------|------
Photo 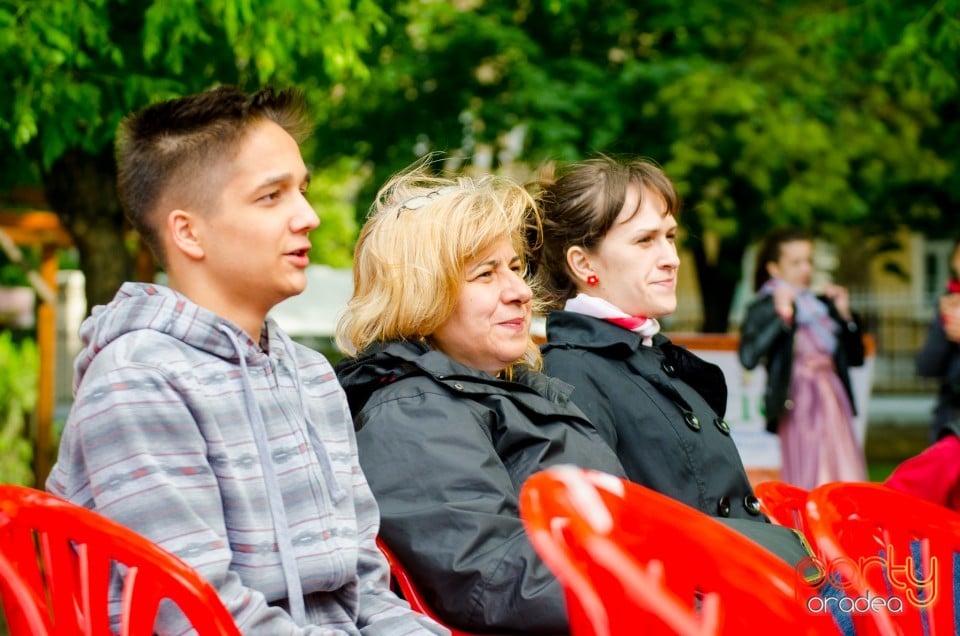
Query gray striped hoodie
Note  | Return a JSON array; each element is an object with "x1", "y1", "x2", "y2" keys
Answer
[{"x1": 47, "y1": 283, "x2": 446, "y2": 635}]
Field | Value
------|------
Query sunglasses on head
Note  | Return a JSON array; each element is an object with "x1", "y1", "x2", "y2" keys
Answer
[{"x1": 396, "y1": 186, "x2": 459, "y2": 218}]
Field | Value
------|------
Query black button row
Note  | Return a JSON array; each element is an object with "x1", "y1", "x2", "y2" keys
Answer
[
  {"x1": 717, "y1": 495, "x2": 763, "y2": 517},
  {"x1": 682, "y1": 412, "x2": 730, "y2": 436}
]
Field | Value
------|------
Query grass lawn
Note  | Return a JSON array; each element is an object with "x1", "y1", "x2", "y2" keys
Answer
[
  {"x1": 867, "y1": 460, "x2": 901, "y2": 483},
  {"x1": 864, "y1": 422, "x2": 929, "y2": 483}
]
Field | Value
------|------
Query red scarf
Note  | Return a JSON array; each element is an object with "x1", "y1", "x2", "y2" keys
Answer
[
  {"x1": 604, "y1": 316, "x2": 652, "y2": 331},
  {"x1": 563, "y1": 294, "x2": 661, "y2": 346}
]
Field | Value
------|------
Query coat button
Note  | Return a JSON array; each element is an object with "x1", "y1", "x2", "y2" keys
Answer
[
  {"x1": 744, "y1": 495, "x2": 762, "y2": 515},
  {"x1": 661, "y1": 361, "x2": 677, "y2": 376},
  {"x1": 453, "y1": 382, "x2": 464, "y2": 390},
  {"x1": 784, "y1": 399, "x2": 794, "y2": 410},
  {"x1": 683, "y1": 412, "x2": 701, "y2": 431},
  {"x1": 717, "y1": 496, "x2": 731, "y2": 517},
  {"x1": 714, "y1": 417, "x2": 730, "y2": 435}
]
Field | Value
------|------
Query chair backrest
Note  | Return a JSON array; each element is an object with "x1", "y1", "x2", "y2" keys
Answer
[
  {"x1": 756, "y1": 481, "x2": 816, "y2": 547},
  {"x1": 0, "y1": 548, "x2": 50, "y2": 636},
  {"x1": 806, "y1": 481, "x2": 960, "y2": 636},
  {"x1": 520, "y1": 466, "x2": 842, "y2": 636},
  {"x1": 0, "y1": 485, "x2": 240, "y2": 635},
  {"x1": 520, "y1": 468, "x2": 715, "y2": 636},
  {"x1": 376, "y1": 536, "x2": 489, "y2": 636}
]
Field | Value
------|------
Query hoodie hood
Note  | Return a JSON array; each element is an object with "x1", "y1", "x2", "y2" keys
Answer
[
  {"x1": 75, "y1": 283, "x2": 270, "y2": 392},
  {"x1": 335, "y1": 339, "x2": 453, "y2": 383},
  {"x1": 335, "y1": 340, "x2": 442, "y2": 416}
]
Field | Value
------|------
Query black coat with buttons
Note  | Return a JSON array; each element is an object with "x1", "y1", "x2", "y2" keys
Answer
[
  {"x1": 738, "y1": 294, "x2": 864, "y2": 434},
  {"x1": 541, "y1": 311, "x2": 762, "y2": 522},
  {"x1": 335, "y1": 339, "x2": 625, "y2": 635}
]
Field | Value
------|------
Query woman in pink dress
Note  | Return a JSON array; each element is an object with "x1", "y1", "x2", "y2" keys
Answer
[{"x1": 739, "y1": 228, "x2": 867, "y2": 489}]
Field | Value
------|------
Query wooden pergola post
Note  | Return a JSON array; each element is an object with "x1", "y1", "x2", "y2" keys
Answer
[{"x1": 0, "y1": 211, "x2": 72, "y2": 487}]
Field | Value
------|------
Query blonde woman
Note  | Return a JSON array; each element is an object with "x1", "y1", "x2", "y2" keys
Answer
[{"x1": 336, "y1": 161, "x2": 624, "y2": 634}]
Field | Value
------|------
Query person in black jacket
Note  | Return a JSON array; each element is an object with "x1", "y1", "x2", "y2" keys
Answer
[
  {"x1": 738, "y1": 228, "x2": 867, "y2": 490},
  {"x1": 885, "y1": 236, "x2": 960, "y2": 510},
  {"x1": 915, "y1": 236, "x2": 960, "y2": 442},
  {"x1": 334, "y1": 159, "x2": 625, "y2": 634},
  {"x1": 528, "y1": 156, "x2": 815, "y2": 569}
]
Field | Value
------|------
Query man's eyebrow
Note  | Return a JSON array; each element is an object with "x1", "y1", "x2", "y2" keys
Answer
[{"x1": 253, "y1": 170, "x2": 311, "y2": 190}]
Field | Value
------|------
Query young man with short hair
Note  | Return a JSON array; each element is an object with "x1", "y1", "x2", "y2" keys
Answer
[{"x1": 48, "y1": 86, "x2": 446, "y2": 635}]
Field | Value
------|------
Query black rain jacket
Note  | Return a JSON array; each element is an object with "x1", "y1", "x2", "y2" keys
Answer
[
  {"x1": 916, "y1": 300, "x2": 960, "y2": 441},
  {"x1": 336, "y1": 340, "x2": 625, "y2": 634}
]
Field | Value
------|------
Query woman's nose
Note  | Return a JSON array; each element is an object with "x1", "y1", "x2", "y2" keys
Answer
[
  {"x1": 505, "y1": 273, "x2": 533, "y2": 304},
  {"x1": 661, "y1": 244, "x2": 680, "y2": 269}
]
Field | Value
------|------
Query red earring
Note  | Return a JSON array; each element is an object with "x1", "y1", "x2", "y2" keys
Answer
[{"x1": 586, "y1": 275, "x2": 599, "y2": 286}]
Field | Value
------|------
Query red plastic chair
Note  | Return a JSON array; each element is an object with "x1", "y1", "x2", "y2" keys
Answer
[
  {"x1": 0, "y1": 549, "x2": 50, "y2": 635},
  {"x1": 520, "y1": 465, "x2": 842, "y2": 635},
  {"x1": 756, "y1": 481, "x2": 817, "y2": 548},
  {"x1": 376, "y1": 536, "x2": 489, "y2": 636},
  {"x1": 807, "y1": 481, "x2": 960, "y2": 636},
  {"x1": 0, "y1": 485, "x2": 240, "y2": 635}
]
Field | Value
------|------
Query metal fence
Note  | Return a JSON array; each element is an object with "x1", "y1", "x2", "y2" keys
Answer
[
  {"x1": 850, "y1": 291, "x2": 940, "y2": 395},
  {"x1": 665, "y1": 290, "x2": 941, "y2": 396}
]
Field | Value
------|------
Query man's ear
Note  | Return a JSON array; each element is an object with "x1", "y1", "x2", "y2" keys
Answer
[
  {"x1": 566, "y1": 245, "x2": 596, "y2": 285},
  {"x1": 167, "y1": 209, "x2": 205, "y2": 260}
]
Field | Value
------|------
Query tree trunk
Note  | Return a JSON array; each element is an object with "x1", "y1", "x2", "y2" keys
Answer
[
  {"x1": 835, "y1": 228, "x2": 874, "y2": 291},
  {"x1": 691, "y1": 237, "x2": 747, "y2": 333},
  {"x1": 42, "y1": 147, "x2": 133, "y2": 312}
]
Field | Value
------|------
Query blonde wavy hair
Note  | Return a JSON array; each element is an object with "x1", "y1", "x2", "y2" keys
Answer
[{"x1": 337, "y1": 160, "x2": 544, "y2": 373}]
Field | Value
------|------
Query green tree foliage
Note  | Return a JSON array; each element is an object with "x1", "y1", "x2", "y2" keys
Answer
[
  {"x1": 0, "y1": 333, "x2": 38, "y2": 485},
  {"x1": 639, "y1": 0, "x2": 956, "y2": 327},
  {"x1": 0, "y1": 0, "x2": 383, "y2": 307},
  {"x1": 303, "y1": 156, "x2": 366, "y2": 268},
  {"x1": 1, "y1": 0, "x2": 958, "y2": 330},
  {"x1": 316, "y1": 0, "x2": 960, "y2": 330}
]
